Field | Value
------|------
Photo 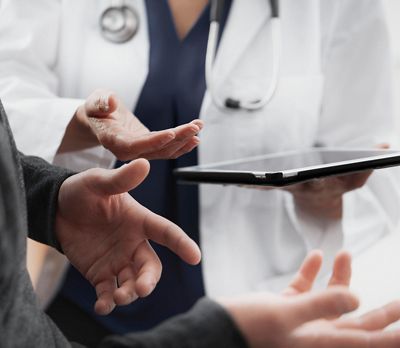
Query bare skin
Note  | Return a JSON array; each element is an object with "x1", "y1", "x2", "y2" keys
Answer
[
  {"x1": 168, "y1": 0, "x2": 209, "y2": 40},
  {"x1": 57, "y1": 90, "x2": 203, "y2": 161},
  {"x1": 54, "y1": 160, "x2": 400, "y2": 346},
  {"x1": 287, "y1": 145, "x2": 389, "y2": 220},
  {"x1": 287, "y1": 171, "x2": 372, "y2": 220},
  {"x1": 56, "y1": 159, "x2": 201, "y2": 315},
  {"x1": 221, "y1": 250, "x2": 400, "y2": 348}
]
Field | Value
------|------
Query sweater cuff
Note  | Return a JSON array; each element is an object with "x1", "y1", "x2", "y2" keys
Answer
[{"x1": 99, "y1": 298, "x2": 248, "y2": 348}]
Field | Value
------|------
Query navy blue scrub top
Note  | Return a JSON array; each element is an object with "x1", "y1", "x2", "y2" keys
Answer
[{"x1": 59, "y1": 0, "x2": 232, "y2": 334}]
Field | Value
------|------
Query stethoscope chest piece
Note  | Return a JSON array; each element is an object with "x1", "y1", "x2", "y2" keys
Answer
[{"x1": 100, "y1": 6, "x2": 139, "y2": 43}]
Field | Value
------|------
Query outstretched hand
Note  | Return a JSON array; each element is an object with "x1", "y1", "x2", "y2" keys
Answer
[
  {"x1": 221, "y1": 250, "x2": 400, "y2": 348},
  {"x1": 59, "y1": 89, "x2": 203, "y2": 160},
  {"x1": 55, "y1": 159, "x2": 201, "y2": 315}
]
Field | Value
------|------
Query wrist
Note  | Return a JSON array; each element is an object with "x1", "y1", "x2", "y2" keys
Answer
[
  {"x1": 57, "y1": 106, "x2": 98, "y2": 153},
  {"x1": 217, "y1": 298, "x2": 263, "y2": 348}
]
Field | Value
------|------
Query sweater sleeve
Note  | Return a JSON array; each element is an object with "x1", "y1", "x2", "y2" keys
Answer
[
  {"x1": 99, "y1": 298, "x2": 248, "y2": 348},
  {"x1": 20, "y1": 153, "x2": 74, "y2": 250}
]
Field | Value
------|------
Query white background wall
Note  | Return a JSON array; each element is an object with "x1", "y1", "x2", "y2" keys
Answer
[{"x1": 383, "y1": 0, "x2": 400, "y2": 122}]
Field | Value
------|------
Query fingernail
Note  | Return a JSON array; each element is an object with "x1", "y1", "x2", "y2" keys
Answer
[{"x1": 96, "y1": 95, "x2": 109, "y2": 112}]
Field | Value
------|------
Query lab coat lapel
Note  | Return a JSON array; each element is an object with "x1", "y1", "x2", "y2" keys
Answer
[{"x1": 212, "y1": 0, "x2": 270, "y2": 85}]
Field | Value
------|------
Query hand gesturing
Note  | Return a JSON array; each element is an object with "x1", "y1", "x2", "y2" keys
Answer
[
  {"x1": 71, "y1": 90, "x2": 203, "y2": 160},
  {"x1": 55, "y1": 159, "x2": 201, "y2": 315}
]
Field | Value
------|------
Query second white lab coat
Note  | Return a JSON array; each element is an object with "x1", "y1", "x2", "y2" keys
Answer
[{"x1": 0, "y1": 0, "x2": 399, "y2": 299}]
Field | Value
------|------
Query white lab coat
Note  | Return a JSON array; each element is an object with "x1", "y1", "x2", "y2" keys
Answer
[{"x1": 0, "y1": 0, "x2": 399, "y2": 299}]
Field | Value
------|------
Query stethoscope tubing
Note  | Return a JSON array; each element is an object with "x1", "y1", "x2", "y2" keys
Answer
[
  {"x1": 206, "y1": 0, "x2": 281, "y2": 111},
  {"x1": 100, "y1": 0, "x2": 281, "y2": 111}
]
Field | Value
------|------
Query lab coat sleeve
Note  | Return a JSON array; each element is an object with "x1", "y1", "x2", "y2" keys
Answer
[
  {"x1": 317, "y1": 0, "x2": 400, "y2": 253},
  {"x1": 0, "y1": 0, "x2": 114, "y2": 170}
]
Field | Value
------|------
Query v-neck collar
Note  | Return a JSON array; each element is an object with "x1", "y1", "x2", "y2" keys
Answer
[{"x1": 162, "y1": 1, "x2": 211, "y2": 45}]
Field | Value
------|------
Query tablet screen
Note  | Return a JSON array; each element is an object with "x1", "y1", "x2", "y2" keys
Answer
[{"x1": 197, "y1": 149, "x2": 399, "y2": 173}]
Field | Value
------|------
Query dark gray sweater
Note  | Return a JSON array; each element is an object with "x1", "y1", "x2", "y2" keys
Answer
[{"x1": 0, "y1": 101, "x2": 247, "y2": 348}]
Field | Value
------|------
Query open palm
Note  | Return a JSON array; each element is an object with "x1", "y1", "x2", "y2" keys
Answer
[
  {"x1": 286, "y1": 251, "x2": 400, "y2": 347},
  {"x1": 78, "y1": 90, "x2": 203, "y2": 161},
  {"x1": 55, "y1": 159, "x2": 201, "y2": 315},
  {"x1": 223, "y1": 251, "x2": 400, "y2": 348}
]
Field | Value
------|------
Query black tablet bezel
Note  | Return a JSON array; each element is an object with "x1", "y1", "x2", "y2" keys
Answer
[{"x1": 174, "y1": 149, "x2": 400, "y2": 187}]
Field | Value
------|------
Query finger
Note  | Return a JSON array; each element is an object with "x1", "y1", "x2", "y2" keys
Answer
[
  {"x1": 85, "y1": 90, "x2": 118, "y2": 117},
  {"x1": 286, "y1": 287, "x2": 359, "y2": 330},
  {"x1": 190, "y1": 119, "x2": 204, "y2": 131},
  {"x1": 91, "y1": 159, "x2": 150, "y2": 195},
  {"x1": 113, "y1": 265, "x2": 139, "y2": 306},
  {"x1": 328, "y1": 250, "x2": 352, "y2": 288},
  {"x1": 366, "y1": 330, "x2": 400, "y2": 347},
  {"x1": 104, "y1": 120, "x2": 201, "y2": 161},
  {"x1": 144, "y1": 135, "x2": 198, "y2": 160},
  {"x1": 139, "y1": 122, "x2": 201, "y2": 160},
  {"x1": 283, "y1": 250, "x2": 323, "y2": 296},
  {"x1": 94, "y1": 278, "x2": 117, "y2": 315},
  {"x1": 115, "y1": 130, "x2": 177, "y2": 160},
  {"x1": 145, "y1": 140, "x2": 187, "y2": 160},
  {"x1": 114, "y1": 241, "x2": 161, "y2": 305},
  {"x1": 296, "y1": 328, "x2": 400, "y2": 348},
  {"x1": 173, "y1": 123, "x2": 201, "y2": 141},
  {"x1": 133, "y1": 241, "x2": 162, "y2": 297},
  {"x1": 336, "y1": 301, "x2": 400, "y2": 331},
  {"x1": 142, "y1": 210, "x2": 201, "y2": 265},
  {"x1": 168, "y1": 136, "x2": 200, "y2": 160}
]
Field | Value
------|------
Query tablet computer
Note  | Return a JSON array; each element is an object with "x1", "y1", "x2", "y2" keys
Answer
[{"x1": 174, "y1": 148, "x2": 400, "y2": 187}]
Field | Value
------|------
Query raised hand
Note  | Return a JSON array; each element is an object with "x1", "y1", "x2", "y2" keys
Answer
[{"x1": 55, "y1": 159, "x2": 201, "y2": 315}]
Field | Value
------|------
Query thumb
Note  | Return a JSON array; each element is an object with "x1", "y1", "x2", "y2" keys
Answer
[
  {"x1": 285, "y1": 287, "x2": 359, "y2": 329},
  {"x1": 92, "y1": 159, "x2": 150, "y2": 196},
  {"x1": 85, "y1": 90, "x2": 118, "y2": 117}
]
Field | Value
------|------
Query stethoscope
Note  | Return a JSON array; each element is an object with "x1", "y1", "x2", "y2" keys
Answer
[
  {"x1": 100, "y1": 0, "x2": 281, "y2": 111},
  {"x1": 207, "y1": 0, "x2": 281, "y2": 110},
  {"x1": 100, "y1": 0, "x2": 140, "y2": 44}
]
